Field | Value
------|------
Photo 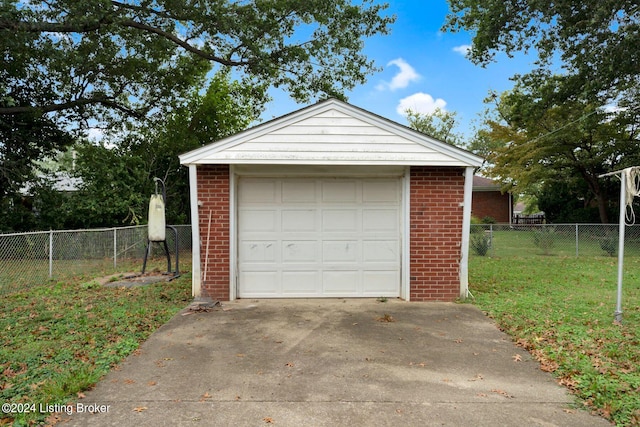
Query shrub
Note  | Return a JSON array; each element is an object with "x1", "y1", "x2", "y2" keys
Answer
[
  {"x1": 600, "y1": 236, "x2": 618, "y2": 257},
  {"x1": 471, "y1": 233, "x2": 491, "y2": 256}
]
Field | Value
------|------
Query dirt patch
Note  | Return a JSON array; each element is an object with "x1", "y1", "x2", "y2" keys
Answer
[{"x1": 98, "y1": 272, "x2": 179, "y2": 288}]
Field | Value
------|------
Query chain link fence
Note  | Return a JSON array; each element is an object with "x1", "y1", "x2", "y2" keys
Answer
[
  {"x1": 470, "y1": 223, "x2": 640, "y2": 258},
  {"x1": 0, "y1": 225, "x2": 192, "y2": 295}
]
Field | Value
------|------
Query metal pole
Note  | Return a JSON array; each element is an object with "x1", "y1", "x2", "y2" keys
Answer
[
  {"x1": 49, "y1": 230, "x2": 53, "y2": 278},
  {"x1": 113, "y1": 227, "x2": 117, "y2": 270},
  {"x1": 614, "y1": 172, "x2": 626, "y2": 323},
  {"x1": 575, "y1": 223, "x2": 579, "y2": 258}
]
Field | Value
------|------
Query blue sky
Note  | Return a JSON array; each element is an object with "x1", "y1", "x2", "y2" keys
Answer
[{"x1": 262, "y1": 0, "x2": 538, "y2": 139}]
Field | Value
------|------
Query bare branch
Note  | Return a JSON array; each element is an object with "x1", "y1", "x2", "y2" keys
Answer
[
  {"x1": 0, "y1": 97, "x2": 146, "y2": 119},
  {"x1": 121, "y1": 19, "x2": 245, "y2": 66}
]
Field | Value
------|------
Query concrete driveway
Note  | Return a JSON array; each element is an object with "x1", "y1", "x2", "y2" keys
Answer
[{"x1": 63, "y1": 299, "x2": 610, "y2": 427}]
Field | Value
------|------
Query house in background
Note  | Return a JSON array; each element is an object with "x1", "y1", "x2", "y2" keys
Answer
[
  {"x1": 472, "y1": 176, "x2": 512, "y2": 223},
  {"x1": 179, "y1": 99, "x2": 483, "y2": 302}
]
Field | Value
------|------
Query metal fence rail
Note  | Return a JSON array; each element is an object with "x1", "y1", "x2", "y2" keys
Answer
[
  {"x1": 0, "y1": 225, "x2": 191, "y2": 295},
  {"x1": 470, "y1": 223, "x2": 640, "y2": 258}
]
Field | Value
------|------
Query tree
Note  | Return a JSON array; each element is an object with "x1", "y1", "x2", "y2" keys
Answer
[
  {"x1": 0, "y1": 98, "x2": 73, "y2": 231},
  {"x1": 478, "y1": 75, "x2": 640, "y2": 224},
  {"x1": 1, "y1": 0, "x2": 394, "y2": 127},
  {"x1": 52, "y1": 72, "x2": 263, "y2": 229},
  {"x1": 443, "y1": 0, "x2": 639, "y2": 104},
  {"x1": 405, "y1": 108, "x2": 464, "y2": 146}
]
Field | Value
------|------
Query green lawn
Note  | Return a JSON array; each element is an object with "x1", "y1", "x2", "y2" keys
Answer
[
  {"x1": 0, "y1": 267, "x2": 191, "y2": 426},
  {"x1": 2, "y1": 252, "x2": 639, "y2": 426},
  {"x1": 469, "y1": 256, "x2": 640, "y2": 426}
]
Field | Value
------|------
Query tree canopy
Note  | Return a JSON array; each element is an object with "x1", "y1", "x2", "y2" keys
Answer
[
  {"x1": 404, "y1": 108, "x2": 464, "y2": 147},
  {"x1": 477, "y1": 75, "x2": 640, "y2": 223},
  {"x1": 1, "y1": 0, "x2": 394, "y2": 126},
  {"x1": 443, "y1": 0, "x2": 639, "y2": 103},
  {"x1": 27, "y1": 71, "x2": 262, "y2": 231}
]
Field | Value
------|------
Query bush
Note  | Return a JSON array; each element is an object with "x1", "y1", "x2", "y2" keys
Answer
[
  {"x1": 600, "y1": 236, "x2": 618, "y2": 257},
  {"x1": 471, "y1": 233, "x2": 491, "y2": 256}
]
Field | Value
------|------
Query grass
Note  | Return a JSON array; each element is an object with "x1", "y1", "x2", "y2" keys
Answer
[
  {"x1": 0, "y1": 262, "x2": 191, "y2": 426},
  {"x1": 469, "y1": 256, "x2": 640, "y2": 426}
]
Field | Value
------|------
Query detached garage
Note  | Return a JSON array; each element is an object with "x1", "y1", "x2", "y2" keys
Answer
[{"x1": 179, "y1": 99, "x2": 483, "y2": 301}]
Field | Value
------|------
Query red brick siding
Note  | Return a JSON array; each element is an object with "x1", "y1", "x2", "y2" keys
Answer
[
  {"x1": 197, "y1": 165, "x2": 230, "y2": 300},
  {"x1": 410, "y1": 166, "x2": 464, "y2": 301},
  {"x1": 472, "y1": 191, "x2": 510, "y2": 223}
]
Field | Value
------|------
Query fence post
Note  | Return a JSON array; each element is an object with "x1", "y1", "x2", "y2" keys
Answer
[
  {"x1": 113, "y1": 227, "x2": 117, "y2": 270},
  {"x1": 490, "y1": 224, "x2": 494, "y2": 257},
  {"x1": 49, "y1": 230, "x2": 53, "y2": 278},
  {"x1": 575, "y1": 224, "x2": 579, "y2": 257}
]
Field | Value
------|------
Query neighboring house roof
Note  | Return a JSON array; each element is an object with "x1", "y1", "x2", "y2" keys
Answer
[
  {"x1": 51, "y1": 173, "x2": 81, "y2": 192},
  {"x1": 179, "y1": 98, "x2": 483, "y2": 167},
  {"x1": 19, "y1": 172, "x2": 81, "y2": 195},
  {"x1": 472, "y1": 176, "x2": 503, "y2": 192}
]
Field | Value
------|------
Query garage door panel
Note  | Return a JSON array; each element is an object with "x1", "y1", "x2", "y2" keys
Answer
[
  {"x1": 282, "y1": 181, "x2": 316, "y2": 203},
  {"x1": 322, "y1": 241, "x2": 358, "y2": 262},
  {"x1": 282, "y1": 209, "x2": 317, "y2": 231},
  {"x1": 322, "y1": 209, "x2": 358, "y2": 231},
  {"x1": 363, "y1": 180, "x2": 399, "y2": 202},
  {"x1": 238, "y1": 177, "x2": 401, "y2": 298},
  {"x1": 363, "y1": 240, "x2": 399, "y2": 262},
  {"x1": 241, "y1": 271, "x2": 279, "y2": 295},
  {"x1": 322, "y1": 271, "x2": 359, "y2": 294},
  {"x1": 282, "y1": 241, "x2": 317, "y2": 262},
  {"x1": 322, "y1": 181, "x2": 357, "y2": 202},
  {"x1": 362, "y1": 271, "x2": 399, "y2": 295},
  {"x1": 240, "y1": 210, "x2": 278, "y2": 232},
  {"x1": 239, "y1": 180, "x2": 277, "y2": 203},
  {"x1": 363, "y1": 209, "x2": 399, "y2": 232},
  {"x1": 240, "y1": 241, "x2": 276, "y2": 262},
  {"x1": 282, "y1": 271, "x2": 319, "y2": 294}
]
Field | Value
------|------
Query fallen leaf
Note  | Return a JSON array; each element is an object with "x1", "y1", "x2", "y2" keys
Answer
[
  {"x1": 512, "y1": 354, "x2": 522, "y2": 362},
  {"x1": 133, "y1": 407, "x2": 148, "y2": 412},
  {"x1": 285, "y1": 362, "x2": 294, "y2": 367},
  {"x1": 77, "y1": 392, "x2": 86, "y2": 399},
  {"x1": 124, "y1": 378, "x2": 136, "y2": 384},
  {"x1": 491, "y1": 389, "x2": 513, "y2": 398},
  {"x1": 263, "y1": 417, "x2": 275, "y2": 424},
  {"x1": 147, "y1": 381, "x2": 157, "y2": 386},
  {"x1": 454, "y1": 339, "x2": 463, "y2": 344}
]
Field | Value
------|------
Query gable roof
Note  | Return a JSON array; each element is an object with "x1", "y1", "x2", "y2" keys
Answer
[{"x1": 179, "y1": 98, "x2": 484, "y2": 167}]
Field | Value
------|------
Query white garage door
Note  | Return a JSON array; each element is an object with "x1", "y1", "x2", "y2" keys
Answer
[{"x1": 237, "y1": 177, "x2": 401, "y2": 298}]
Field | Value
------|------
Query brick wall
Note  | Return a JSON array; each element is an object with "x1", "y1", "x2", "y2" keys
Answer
[
  {"x1": 197, "y1": 165, "x2": 230, "y2": 300},
  {"x1": 472, "y1": 191, "x2": 511, "y2": 223},
  {"x1": 409, "y1": 166, "x2": 464, "y2": 301}
]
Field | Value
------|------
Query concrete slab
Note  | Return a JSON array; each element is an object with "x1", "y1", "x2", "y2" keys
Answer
[
  {"x1": 61, "y1": 299, "x2": 610, "y2": 427},
  {"x1": 102, "y1": 272, "x2": 179, "y2": 288}
]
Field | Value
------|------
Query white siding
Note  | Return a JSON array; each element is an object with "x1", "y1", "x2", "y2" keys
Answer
[{"x1": 179, "y1": 99, "x2": 484, "y2": 167}]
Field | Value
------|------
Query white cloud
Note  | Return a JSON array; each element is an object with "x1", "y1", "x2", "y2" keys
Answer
[
  {"x1": 452, "y1": 44, "x2": 471, "y2": 56},
  {"x1": 376, "y1": 58, "x2": 420, "y2": 91},
  {"x1": 396, "y1": 92, "x2": 447, "y2": 116}
]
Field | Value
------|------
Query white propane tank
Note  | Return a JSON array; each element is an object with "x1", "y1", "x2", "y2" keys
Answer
[{"x1": 148, "y1": 194, "x2": 166, "y2": 241}]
